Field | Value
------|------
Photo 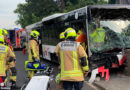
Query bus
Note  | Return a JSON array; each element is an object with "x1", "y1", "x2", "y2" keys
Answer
[{"x1": 25, "y1": 5, "x2": 130, "y2": 81}]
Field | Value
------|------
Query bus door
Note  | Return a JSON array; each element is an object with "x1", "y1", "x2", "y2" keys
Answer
[{"x1": 70, "y1": 20, "x2": 88, "y2": 53}]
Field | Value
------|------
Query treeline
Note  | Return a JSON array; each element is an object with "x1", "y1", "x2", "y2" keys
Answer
[{"x1": 14, "y1": 0, "x2": 108, "y2": 28}]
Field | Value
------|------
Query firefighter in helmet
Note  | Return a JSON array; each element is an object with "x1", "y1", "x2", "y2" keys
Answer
[
  {"x1": 0, "y1": 29, "x2": 17, "y2": 86},
  {"x1": 90, "y1": 20, "x2": 106, "y2": 52},
  {"x1": 0, "y1": 35, "x2": 16, "y2": 87},
  {"x1": 54, "y1": 27, "x2": 89, "y2": 90},
  {"x1": 28, "y1": 30, "x2": 40, "y2": 79}
]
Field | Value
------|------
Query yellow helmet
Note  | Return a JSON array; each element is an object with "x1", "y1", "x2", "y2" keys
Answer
[
  {"x1": 0, "y1": 29, "x2": 3, "y2": 35},
  {"x1": 30, "y1": 30, "x2": 40, "y2": 38},
  {"x1": 59, "y1": 32, "x2": 65, "y2": 39},
  {"x1": 0, "y1": 29, "x2": 8, "y2": 36},
  {"x1": 0, "y1": 35, "x2": 4, "y2": 43},
  {"x1": 64, "y1": 28, "x2": 76, "y2": 39}
]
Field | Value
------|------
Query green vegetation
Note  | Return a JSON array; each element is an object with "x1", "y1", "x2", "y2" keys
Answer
[{"x1": 14, "y1": 0, "x2": 108, "y2": 28}]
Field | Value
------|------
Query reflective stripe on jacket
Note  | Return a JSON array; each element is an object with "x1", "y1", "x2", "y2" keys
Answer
[
  {"x1": 0, "y1": 44, "x2": 15, "y2": 76},
  {"x1": 55, "y1": 41, "x2": 89, "y2": 81},
  {"x1": 28, "y1": 39, "x2": 40, "y2": 62}
]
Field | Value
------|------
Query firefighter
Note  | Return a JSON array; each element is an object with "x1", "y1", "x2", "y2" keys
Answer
[
  {"x1": 2, "y1": 29, "x2": 15, "y2": 57},
  {"x1": 0, "y1": 29, "x2": 17, "y2": 85},
  {"x1": 89, "y1": 18, "x2": 106, "y2": 52},
  {"x1": 54, "y1": 28, "x2": 89, "y2": 90},
  {"x1": 90, "y1": 26, "x2": 105, "y2": 52},
  {"x1": 28, "y1": 30, "x2": 40, "y2": 79},
  {"x1": 0, "y1": 35, "x2": 16, "y2": 86}
]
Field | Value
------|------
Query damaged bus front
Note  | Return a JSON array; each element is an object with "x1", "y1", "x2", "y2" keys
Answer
[{"x1": 88, "y1": 5, "x2": 130, "y2": 83}]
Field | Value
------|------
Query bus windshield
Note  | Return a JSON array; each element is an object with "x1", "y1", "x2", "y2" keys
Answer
[{"x1": 89, "y1": 20, "x2": 130, "y2": 53}]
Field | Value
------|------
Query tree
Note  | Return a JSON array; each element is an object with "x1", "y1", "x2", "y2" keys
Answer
[
  {"x1": 14, "y1": 0, "x2": 60, "y2": 28},
  {"x1": 14, "y1": 0, "x2": 108, "y2": 28},
  {"x1": 57, "y1": 0, "x2": 108, "y2": 12}
]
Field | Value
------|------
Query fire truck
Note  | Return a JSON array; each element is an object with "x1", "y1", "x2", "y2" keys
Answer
[{"x1": 7, "y1": 28, "x2": 26, "y2": 49}]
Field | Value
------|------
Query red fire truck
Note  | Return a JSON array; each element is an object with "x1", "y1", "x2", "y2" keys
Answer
[{"x1": 7, "y1": 28, "x2": 26, "y2": 49}]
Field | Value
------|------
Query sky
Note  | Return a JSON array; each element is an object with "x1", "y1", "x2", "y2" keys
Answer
[{"x1": 0, "y1": 0, "x2": 25, "y2": 29}]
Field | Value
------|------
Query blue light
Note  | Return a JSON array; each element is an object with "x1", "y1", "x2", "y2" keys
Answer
[{"x1": 14, "y1": 28, "x2": 19, "y2": 30}]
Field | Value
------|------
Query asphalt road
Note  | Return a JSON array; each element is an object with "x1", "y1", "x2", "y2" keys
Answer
[{"x1": 15, "y1": 50, "x2": 96, "y2": 90}]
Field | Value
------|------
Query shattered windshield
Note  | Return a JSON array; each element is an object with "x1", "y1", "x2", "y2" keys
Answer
[{"x1": 89, "y1": 20, "x2": 130, "y2": 53}]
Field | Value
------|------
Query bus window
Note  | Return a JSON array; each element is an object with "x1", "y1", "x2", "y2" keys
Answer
[
  {"x1": 42, "y1": 22, "x2": 65, "y2": 45},
  {"x1": 88, "y1": 19, "x2": 130, "y2": 53}
]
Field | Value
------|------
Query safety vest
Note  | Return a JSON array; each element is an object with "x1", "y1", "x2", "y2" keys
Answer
[
  {"x1": 90, "y1": 28, "x2": 105, "y2": 43},
  {"x1": 0, "y1": 44, "x2": 8, "y2": 76},
  {"x1": 28, "y1": 39, "x2": 40, "y2": 62},
  {"x1": 55, "y1": 41, "x2": 89, "y2": 81}
]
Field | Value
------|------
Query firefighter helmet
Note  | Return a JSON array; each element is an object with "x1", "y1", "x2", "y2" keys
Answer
[
  {"x1": 0, "y1": 35, "x2": 4, "y2": 43},
  {"x1": 64, "y1": 28, "x2": 76, "y2": 39},
  {"x1": 59, "y1": 32, "x2": 65, "y2": 40},
  {"x1": 30, "y1": 30, "x2": 40, "y2": 38},
  {"x1": 0, "y1": 29, "x2": 8, "y2": 36}
]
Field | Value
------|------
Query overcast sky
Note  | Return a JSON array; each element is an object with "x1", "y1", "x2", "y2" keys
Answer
[{"x1": 0, "y1": 0, "x2": 25, "y2": 29}]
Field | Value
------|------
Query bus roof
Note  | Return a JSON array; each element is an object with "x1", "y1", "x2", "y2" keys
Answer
[
  {"x1": 89, "y1": 4, "x2": 130, "y2": 9},
  {"x1": 25, "y1": 21, "x2": 42, "y2": 30},
  {"x1": 89, "y1": 5, "x2": 130, "y2": 20},
  {"x1": 42, "y1": 13, "x2": 65, "y2": 22},
  {"x1": 61, "y1": 5, "x2": 130, "y2": 17}
]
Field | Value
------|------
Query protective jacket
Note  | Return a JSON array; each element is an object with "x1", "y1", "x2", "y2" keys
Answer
[
  {"x1": 55, "y1": 41, "x2": 89, "y2": 81},
  {"x1": 90, "y1": 28, "x2": 105, "y2": 43},
  {"x1": 28, "y1": 39, "x2": 40, "y2": 62},
  {"x1": 0, "y1": 44, "x2": 15, "y2": 76}
]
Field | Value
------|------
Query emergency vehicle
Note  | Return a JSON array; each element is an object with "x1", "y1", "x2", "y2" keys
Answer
[
  {"x1": 7, "y1": 28, "x2": 26, "y2": 49},
  {"x1": 25, "y1": 5, "x2": 130, "y2": 82}
]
